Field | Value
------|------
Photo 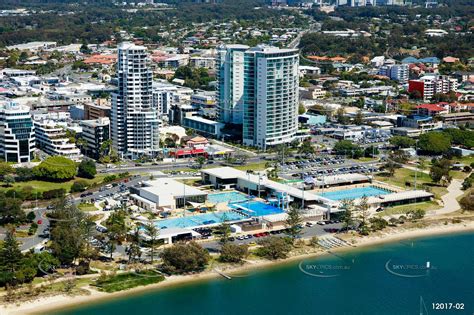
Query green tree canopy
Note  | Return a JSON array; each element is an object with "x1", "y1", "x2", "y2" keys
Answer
[
  {"x1": 77, "y1": 159, "x2": 97, "y2": 179},
  {"x1": 418, "y1": 132, "x2": 451, "y2": 155},
  {"x1": 160, "y1": 241, "x2": 210, "y2": 274},
  {"x1": 33, "y1": 156, "x2": 77, "y2": 181}
]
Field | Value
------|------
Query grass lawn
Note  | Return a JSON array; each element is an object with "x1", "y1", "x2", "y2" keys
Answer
[
  {"x1": 78, "y1": 203, "x2": 98, "y2": 212},
  {"x1": 235, "y1": 161, "x2": 268, "y2": 171},
  {"x1": 375, "y1": 168, "x2": 447, "y2": 199},
  {"x1": 0, "y1": 174, "x2": 107, "y2": 194},
  {"x1": 376, "y1": 201, "x2": 440, "y2": 217},
  {"x1": 451, "y1": 170, "x2": 469, "y2": 180},
  {"x1": 94, "y1": 271, "x2": 165, "y2": 293}
]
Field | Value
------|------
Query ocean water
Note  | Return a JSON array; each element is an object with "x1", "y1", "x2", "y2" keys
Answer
[{"x1": 53, "y1": 232, "x2": 474, "y2": 315}]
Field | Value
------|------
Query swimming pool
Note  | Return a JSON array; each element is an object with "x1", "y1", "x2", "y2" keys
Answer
[
  {"x1": 318, "y1": 186, "x2": 391, "y2": 201},
  {"x1": 155, "y1": 211, "x2": 248, "y2": 229},
  {"x1": 207, "y1": 191, "x2": 249, "y2": 204},
  {"x1": 230, "y1": 201, "x2": 284, "y2": 217}
]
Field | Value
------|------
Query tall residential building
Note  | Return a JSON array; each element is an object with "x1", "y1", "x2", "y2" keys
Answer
[
  {"x1": 111, "y1": 42, "x2": 160, "y2": 159},
  {"x1": 216, "y1": 44, "x2": 249, "y2": 124},
  {"x1": 408, "y1": 75, "x2": 458, "y2": 101},
  {"x1": 378, "y1": 64, "x2": 409, "y2": 83},
  {"x1": 80, "y1": 118, "x2": 110, "y2": 159},
  {"x1": 0, "y1": 102, "x2": 35, "y2": 163},
  {"x1": 217, "y1": 45, "x2": 299, "y2": 149}
]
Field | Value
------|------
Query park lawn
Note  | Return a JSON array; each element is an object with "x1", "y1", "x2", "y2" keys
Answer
[
  {"x1": 376, "y1": 201, "x2": 440, "y2": 217},
  {"x1": 235, "y1": 161, "x2": 268, "y2": 171},
  {"x1": 0, "y1": 174, "x2": 107, "y2": 194},
  {"x1": 78, "y1": 203, "x2": 98, "y2": 211},
  {"x1": 451, "y1": 170, "x2": 468, "y2": 180},
  {"x1": 94, "y1": 271, "x2": 165, "y2": 293},
  {"x1": 375, "y1": 168, "x2": 448, "y2": 199}
]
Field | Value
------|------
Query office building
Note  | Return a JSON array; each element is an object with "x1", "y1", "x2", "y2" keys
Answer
[
  {"x1": 0, "y1": 102, "x2": 35, "y2": 163},
  {"x1": 111, "y1": 42, "x2": 160, "y2": 159}
]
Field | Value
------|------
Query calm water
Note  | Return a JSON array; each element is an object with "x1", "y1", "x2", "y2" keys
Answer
[{"x1": 54, "y1": 233, "x2": 474, "y2": 315}]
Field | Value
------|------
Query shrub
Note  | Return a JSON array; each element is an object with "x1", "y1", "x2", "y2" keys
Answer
[
  {"x1": 42, "y1": 188, "x2": 66, "y2": 199},
  {"x1": 219, "y1": 243, "x2": 248, "y2": 263},
  {"x1": 257, "y1": 236, "x2": 292, "y2": 260},
  {"x1": 160, "y1": 242, "x2": 210, "y2": 274},
  {"x1": 70, "y1": 180, "x2": 88, "y2": 193}
]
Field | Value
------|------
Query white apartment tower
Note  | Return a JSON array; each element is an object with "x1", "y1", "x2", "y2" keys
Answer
[
  {"x1": 217, "y1": 45, "x2": 299, "y2": 149},
  {"x1": 0, "y1": 102, "x2": 35, "y2": 163},
  {"x1": 216, "y1": 44, "x2": 249, "y2": 125},
  {"x1": 111, "y1": 42, "x2": 160, "y2": 159}
]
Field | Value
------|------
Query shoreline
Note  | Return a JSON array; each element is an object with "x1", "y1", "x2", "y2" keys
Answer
[{"x1": 2, "y1": 221, "x2": 474, "y2": 315}]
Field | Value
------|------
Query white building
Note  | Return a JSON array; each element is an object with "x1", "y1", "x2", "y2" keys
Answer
[
  {"x1": 130, "y1": 178, "x2": 208, "y2": 210},
  {"x1": 111, "y1": 42, "x2": 160, "y2": 159},
  {"x1": 0, "y1": 102, "x2": 35, "y2": 163},
  {"x1": 217, "y1": 44, "x2": 299, "y2": 149},
  {"x1": 79, "y1": 118, "x2": 110, "y2": 159},
  {"x1": 34, "y1": 120, "x2": 82, "y2": 160}
]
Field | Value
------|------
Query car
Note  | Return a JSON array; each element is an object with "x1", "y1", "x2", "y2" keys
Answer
[
  {"x1": 228, "y1": 237, "x2": 235, "y2": 242},
  {"x1": 317, "y1": 221, "x2": 326, "y2": 225},
  {"x1": 37, "y1": 219, "x2": 43, "y2": 225},
  {"x1": 46, "y1": 205, "x2": 55, "y2": 210},
  {"x1": 305, "y1": 222, "x2": 313, "y2": 227}
]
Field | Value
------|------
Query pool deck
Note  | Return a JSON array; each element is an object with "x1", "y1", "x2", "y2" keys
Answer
[{"x1": 309, "y1": 181, "x2": 404, "y2": 194}]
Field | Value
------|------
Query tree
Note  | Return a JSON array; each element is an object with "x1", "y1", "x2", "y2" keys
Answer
[
  {"x1": 334, "y1": 140, "x2": 362, "y2": 158},
  {"x1": 430, "y1": 158, "x2": 452, "y2": 186},
  {"x1": 0, "y1": 193, "x2": 25, "y2": 224},
  {"x1": 298, "y1": 103, "x2": 306, "y2": 115},
  {"x1": 407, "y1": 209, "x2": 425, "y2": 221},
  {"x1": 105, "y1": 210, "x2": 129, "y2": 244},
  {"x1": 389, "y1": 136, "x2": 416, "y2": 149},
  {"x1": 353, "y1": 110, "x2": 364, "y2": 125},
  {"x1": 160, "y1": 242, "x2": 210, "y2": 274},
  {"x1": 459, "y1": 190, "x2": 474, "y2": 212},
  {"x1": 257, "y1": 236, "x2": 292, "y2": 260},
  {"x1": 336, "y1": 107, "x2": 349, "y2": 124},
  {"x1": 217, "y1": 222, "x2": 231, "y2": 244},
  {"x1": 0, "y1": 228, "x2": 23, "y2": 286},
  {"x1": 297, "y1": 140, "x2": 315, "y2": 156},
  {"x1": 285, "y1": 207, "x2": 303, "y2": 241},
  {"x1": 49, "y1": 199, "x2": 89, "y2": 265},
  {"x1": 340, "y1": 199, "x2": 355, "y2": 229},
  {"x1": 0, "y1": 162, "x2": 14, "y2": 178},
  {"x1": 77, "y1": 160, "x2": 96, "y2": 179},
  {"x1": 127, "y1": 227, "x2": 142, "y2": 263},
  {"x1": 356, "y1": 196, "x2": 370, "y2": 226},
  {"x1": 33, "y1": 156, "x2": 77, "y2": 181},
  {"x1": 3, "y1": 175, "x2": 15, "y2": 187},
  {"x1": 369, "y1": 217, "x2": 388, "y2": 231},
  {"x1": 219, "y1": 243, "x2": 248, "y2": 263},
  {"x1": 70, "y1": 180, "x2": 88, "y2": 193},
  {"x1": 418, "y1": 132, "x2": 451, "y2": 155},
  {"x1": 195, "y1": 156, "x2": 206, "y2": 169},
  {"x1": 144, "y1": 222, "x2": 160, "y2": 264}
]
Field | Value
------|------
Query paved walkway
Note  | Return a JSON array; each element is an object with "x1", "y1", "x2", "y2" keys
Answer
[{"x1": 426, "y1": 178, "x2": 464, "y2": 217}]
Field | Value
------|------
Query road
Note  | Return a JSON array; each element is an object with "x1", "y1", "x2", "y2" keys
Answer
[{"x1": 202, "y1": 222, "x2": 343, "y2": 251}]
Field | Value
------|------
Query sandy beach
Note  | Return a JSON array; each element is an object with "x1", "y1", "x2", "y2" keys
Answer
[{"x1": 2, "y1": 220, "x2": 473, "y2": 315}]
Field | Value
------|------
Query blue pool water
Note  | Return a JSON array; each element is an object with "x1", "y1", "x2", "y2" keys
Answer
[
  {"x1": 318, "y1": 186, "x2": 391, "y2": 201},
  {"x1": 155, "y1": 211, "x2": 247, "y2": 229},
  {"x1": 207, "y1": 191, "x2": 248, "y2": 204},
  {"x1": 230, "y1": 201, "x2": 284, "y2": 217}
]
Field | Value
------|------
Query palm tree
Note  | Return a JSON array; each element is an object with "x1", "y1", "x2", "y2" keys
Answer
[{"x1": 144, "y1": 222, "x2": 159, "y2": 264}]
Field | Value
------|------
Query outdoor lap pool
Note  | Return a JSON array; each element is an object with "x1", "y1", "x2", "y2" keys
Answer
[
  {"x1": 230, "y1": 201, "x2": 284, "y2": 217},
  {"x1": 155, "y1": 211, "x2": 248, "y2": 229},
  {"x1": 207, "y1": 191, "x2": 248, "y2": 204},
  {"x1": 317, "y1": 186, "x2": 391, "y2": 201}
]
